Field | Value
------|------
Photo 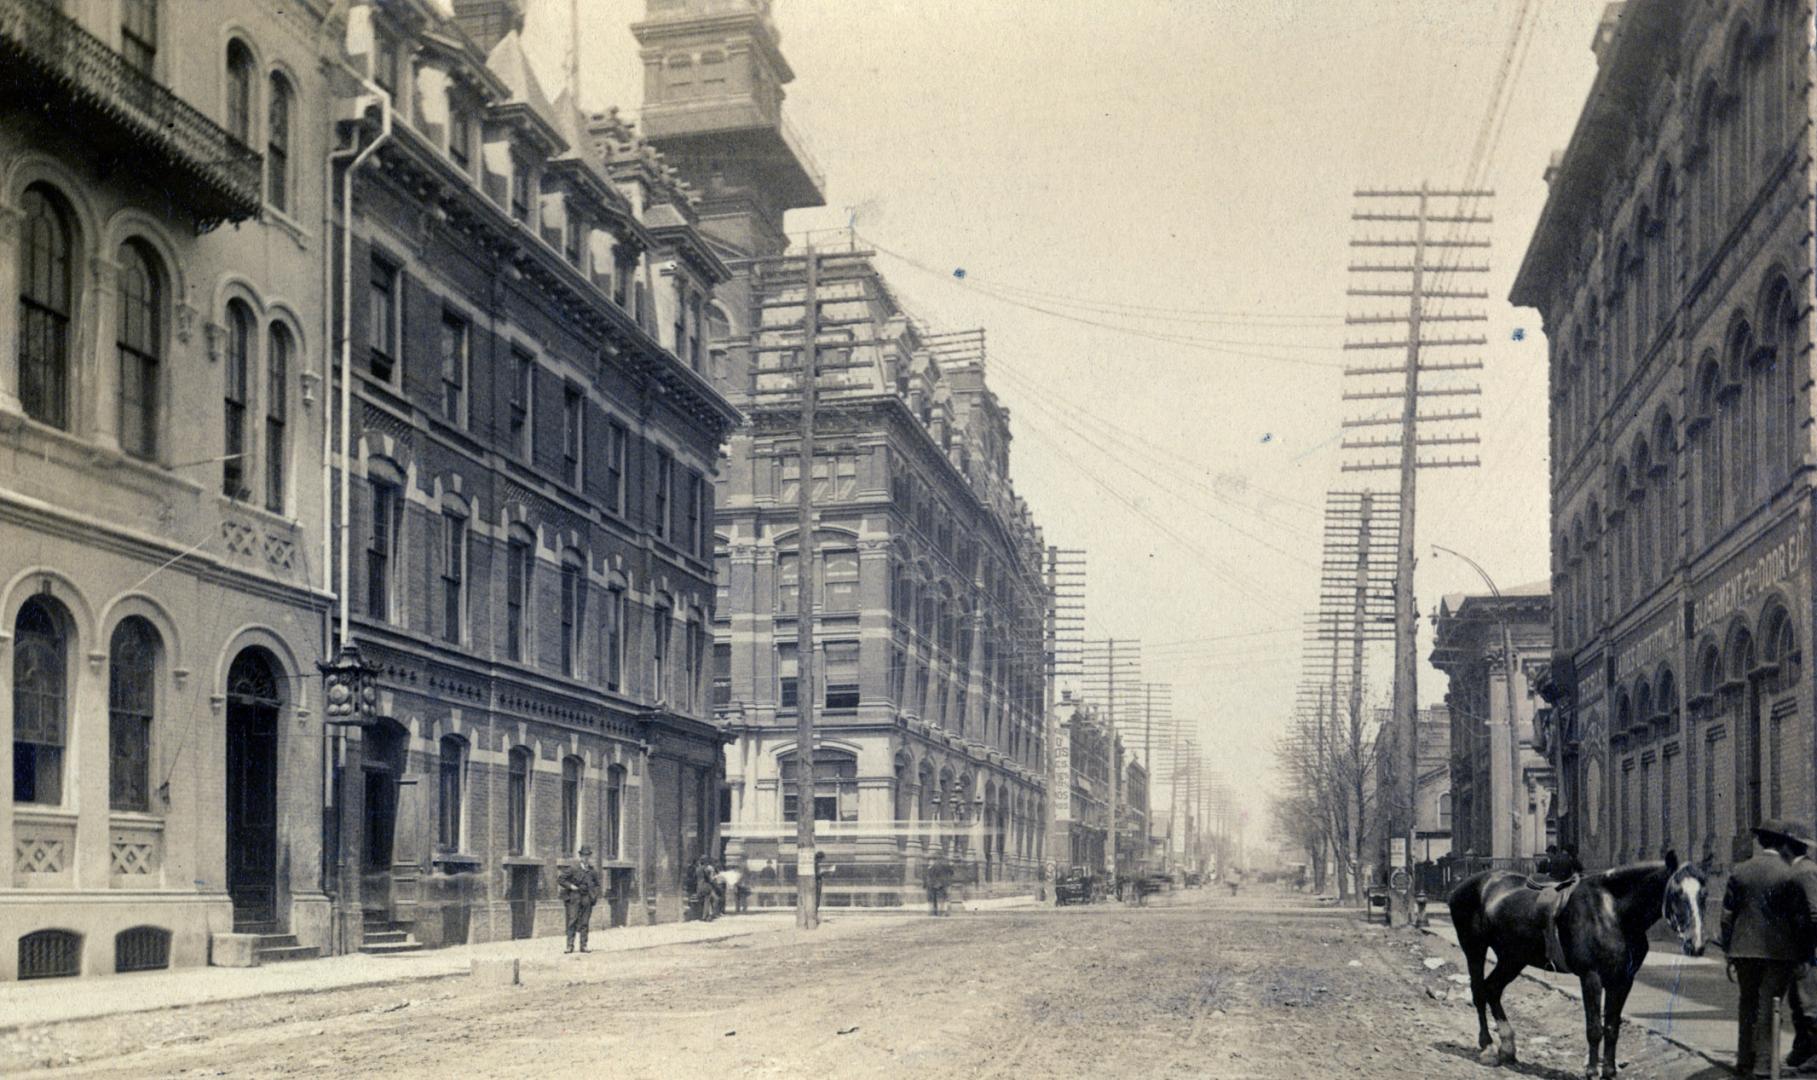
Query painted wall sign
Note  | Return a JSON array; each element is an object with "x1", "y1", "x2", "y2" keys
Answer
[
  {"x1": 1615, "y1": 620, "x2": 1678, "y2": 685},
  {"x1": 1692, "y1": 529, "x2": 1805, "y2": 634}
]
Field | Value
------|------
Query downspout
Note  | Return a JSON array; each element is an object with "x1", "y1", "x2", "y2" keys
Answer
[{"x1": 339, "y1": 91, "x2": 392, "y2": 644}]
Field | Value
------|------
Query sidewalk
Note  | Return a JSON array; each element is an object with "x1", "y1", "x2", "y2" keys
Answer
[
  {"x1": 1421, "y1": 914, "x2": 1739, "y2": 1071},
  {"x1": 0, "y1": 893, "x2": 1045, "y2": 1032}
]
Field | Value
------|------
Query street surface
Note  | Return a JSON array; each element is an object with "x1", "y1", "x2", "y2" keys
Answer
[{"x1": 5, "y1": 890, "x2": 1732, "y2": 1079}]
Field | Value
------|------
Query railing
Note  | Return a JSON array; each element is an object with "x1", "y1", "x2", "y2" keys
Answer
[{"x1": 0, "y1": 0, "x2": 262, "y2": 223}]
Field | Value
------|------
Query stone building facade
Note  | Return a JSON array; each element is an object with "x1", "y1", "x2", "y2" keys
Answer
[
  {"x1": 1430, "y1": 590, "x2": 1554, "y2": 864},
  {"x1": 1, "y1": 0, "x2": 335, "y2": 978},
  {"x1": 1511, "y1": 0, "x2": 1814, "y2": 880},
  {"x1": 323, "y1": 0, "x2": 738, "y2": 950}
]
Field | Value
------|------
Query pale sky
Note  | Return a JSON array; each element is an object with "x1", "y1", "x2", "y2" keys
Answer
[{"x1": 523, "y1": 0, "x2": 1609, "y2": 843}]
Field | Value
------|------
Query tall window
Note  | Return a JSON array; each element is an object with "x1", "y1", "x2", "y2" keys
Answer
[
  {"x1": 121, "y1": 0, "x2": 157, "y2": 75},
  {"x1": 560, "y1": 550, "x2": 584, "y2": 677},
  {"x1": 511, "y1": 161, "x2": 532, "y2": 224},
  {"x1": 108, "y1": 618, "x2": 159, "y2": 812},
  {"x1": 824, "y1": 641, "x2": 860, "y2": 710},
  {"x1": 267, "y1": 74, "x2": 291, "y2": 212},
  {"x1": 605, "y1": 586, "x2": 625, "y2": 692},
  {"x1": 778, "y1": 641, "x2": 798, "y2": 709},
  {"x1": 367, "y1": 478, "x2": 398, "y2": 621},
  {"x1": 654, "y1": 449, "x2": 673, "y2": 540},
  {"x1": 369, "y1": 257, "x2": 397, "y2": 381},
  {"x1": 13, "y1": 598, "x2": 68, "y2": 806},
  {"x1": 225, "y1": 41, "x2": 255, "y2": 143},
  {"x1": 506, "y1": 529, "x2": 532, "y2": 662},
  {"x1": 780, "y1": 750, "x2": 859, "y2": 824},
  {"x1": 824, "y1": 550, "x2": 859, "y2": 612},
  {"x1": 509, "y1": 349, "x2": 533, "y2": 458},
  {"x1": 1696, "y1": 359, "x2": 1722, "y2": 547},
  {"x1": 19, "y1": 185, "x2": 74, "y2": 430},
  {"x1": 561, "y1": 756, "x2": 582, "y2": 856},
  {"x1": 712, "y1": 641, "x2": 731, "y2": 707},
  {"x1": 441, "y1": 510, "x2": 467, "y2": 644},
  {"x1": 116, "y1": 241, "x2": 161, "y2": 460},
  {"x1": 777, "y1": 551, "x2": 799, "y2": 615},
  {"x1": 507, "y1": 747, "x2": 530, "y2": 856},
  {"x1": 437, "y1": 736, "x2": 464, "y2": 850},
  {"x1": 449, "y1": 104, "x2": 473, "y2": 170},
  {"x1": 603, "y1": 765, "x2": 625, "y2": 861},
  {"x1": 266, "y1": 324, "x2": 289, "y2": 512},
  {"x1": 439, "y1": 311, "x2": 467, "y2": 426},
  {"x1": 223, "y1": 301, "x2": 251, "y2": 499},
  {"x1": 685, "y1": 472, "x2": 703, "y2": 556},
  {"x1": 1764, "y1": 279, "x2": 1800, "y2": 487},
  {"x1": 652, "y1": 605, "x2": 670, "y2": 700},
  {"x1": 562, "y1": 387, "x2": 582, "y2": 487},
  {"x1": 605, "y1": 421, "x2": 627, "y2": 514}
]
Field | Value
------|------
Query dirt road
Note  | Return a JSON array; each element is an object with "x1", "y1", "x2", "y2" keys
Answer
[{"x1": 6, "y1": 890, "x2": 1730, "y2": 1078}]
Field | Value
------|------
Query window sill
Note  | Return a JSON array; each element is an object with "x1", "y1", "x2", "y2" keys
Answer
[
  {"x1": 501, "y1": 855, "x2": 543, "y2": 868},
  {"x1": 431, "y1": 852, "x2": 481, "y2": 869}
]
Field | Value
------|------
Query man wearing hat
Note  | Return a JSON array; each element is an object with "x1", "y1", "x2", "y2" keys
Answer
[
  {"x1": 1718, "y1": 818, "x2": 1817, "y2": 1076},
  {"x1": 558, "y1": 845, "x2": 603, "y2": 953}
]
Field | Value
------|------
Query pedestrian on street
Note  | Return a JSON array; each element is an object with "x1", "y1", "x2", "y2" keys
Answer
[
  {"x1": 734, "y1": 862, "x2": 752, "y2": 914},
  {"x1": 924, "y1": 850, "x2": 950, "y2": 916},
  {"x1": 558, "y1": 846, "x2": 602, "y2": 954},
  {"x1": 694, "y1": 854, "x2": 720, "y2": 921},
  {"x1": 1718, "y1": 818, "x2": 1817, "y2": 1077},
  {"x1": 1786, "y1": 847, "x2": 1817, "y2": 1072},
  {"x1": 813, "y1": 850, "x2": 833, "y2": 915}
]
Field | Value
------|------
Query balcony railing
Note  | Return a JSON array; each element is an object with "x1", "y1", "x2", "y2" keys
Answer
[{"x1": 0, "y1": 0, "x2": 262, "y2": 226}]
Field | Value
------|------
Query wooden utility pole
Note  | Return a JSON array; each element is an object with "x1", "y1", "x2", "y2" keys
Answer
[
  {"x1": 1043, "y1": 547, "x2": 1085, "y2": 887},
  {"x1": 793, "y1": 245, "x2": 821, "y2": 929},
  {"x1": 1343, "y1": 183, "x2": 1491, "y2": 925}
]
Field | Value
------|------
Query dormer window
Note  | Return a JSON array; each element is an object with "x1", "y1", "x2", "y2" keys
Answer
[{"x1": 511, "y1": 160, "x2": 532, "y2": 224}]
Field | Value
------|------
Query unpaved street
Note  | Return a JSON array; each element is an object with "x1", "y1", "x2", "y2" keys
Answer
[{"x1": 7, "y1": 891, "x2": 1729, "y2": 1079}]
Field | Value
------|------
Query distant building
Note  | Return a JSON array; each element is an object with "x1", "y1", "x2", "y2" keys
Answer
[
  {"x1": 1121, "y1": 759, "x2": 1150, "y2": 876},
  {"x1": 1511, "y1": 0, "x2": 1810, "y2": 875},
  {"x1": 1055, "y1": 699, "x2": 1116, "y2": 874},
  {"x1": 1431, "y1": 588, "x2": 1554, "y2": 864},
  {"x1": 1414, "y1": 706, "x2": 1453, "y2": 866}
]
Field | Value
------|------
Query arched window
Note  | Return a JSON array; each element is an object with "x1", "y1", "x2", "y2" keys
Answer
[
  {"x1": 1585, "y1": 498, "x2": 1603, "y2": 625},
  {"x1": 505, "y1": 524, "x2": 533, "y2": 662},
  {"x1": 507, "y1": 746, "x2": 531, "y2": 856},
  {"x1": 223, "y1": 300, "x2": 252, "y2": 499},
  {"x1": 603, "y1": 764, "x2": 625, "y2": 861},
  {"x1": 1611, "y1": 467, "x2": 1632, "y2": 610},
  {"x1": 1761, "y1": 276, "x2": 1800, "y2": 488},
  {"x1": 267, "y1": 73, "x2": 291, "y2": 212},
  {"x1": 1725, "y1": 32, "x2": 1754, "y2": 216},
  {"x1": 1632, "y1": 443, "x2": 1652, "y2": 592},
  {"x1": 1654, "y1": 167, "x2": 1675, "y2": 330},
  {"x1": 560, "y1": 755, "x2": 583, "y2": 856},
  {"x1": 116, "y1": 240, "x2": 162, "y2": 459},
  {"x1": 1631, "y1": 216, "x2": 1650, "y2": 357},
  {"x1": 108, "y1": 617, "x2": 160, "y2": 812},
  {"x1": 1727, "y1": 318, "x2": 1756, "y2": 516},
  {"x1": 560, "y1": 548, "x2": 585, "y2": 677},
  {"x1": 437, "y1": 735, "x2": 465, "y2": 851},
  {"x1": 1653, "y1": 411, "x2": 1677, "y2": 577},
  {"x1": 18, "y1": 184, "x2": 74, "y2": 430},
  {"x1": 1758, "y1": 12, "x2": 1784, "y2": 157},
  {"x1": 1694, "y1": 84, "x2": 1720, "y2": 264},
  {"x1": 1611, "y1": 258, "x2": 1630, "y2": 385},
  {"x1": 13, "y1": 597, "x2": 70, "y2": 805},
  {"x1": 266, "y1": 323, "x2": 289, "y2": 512},
  {"x1": 779, "y1": 748, "x2": 859, "y2": 823},
  {"x1": 225, "y1": 40, "x2": 255, "y2": 145},
  {"x1": 1695, "y1": 356, "x2": 1723, "y2": 546}
]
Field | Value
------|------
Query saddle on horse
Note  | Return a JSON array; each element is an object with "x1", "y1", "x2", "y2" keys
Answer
[{"x1": 1530, "y1": 876, "x2": 1581, "y2": 971}]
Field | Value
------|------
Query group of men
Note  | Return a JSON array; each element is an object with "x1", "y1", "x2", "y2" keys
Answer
[{"x1": 1720, "y1": 818, "x2": 1817, "y2": 1077}]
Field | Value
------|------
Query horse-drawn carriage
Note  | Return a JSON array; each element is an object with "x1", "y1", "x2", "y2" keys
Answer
[{"x1": 1054, "y1": 870, "x2": 1103, "y2": 906}]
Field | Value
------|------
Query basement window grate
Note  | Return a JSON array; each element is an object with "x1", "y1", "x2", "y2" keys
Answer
[
  {"x1": 18, "y1": 929, "x2": 81, "y2": 980},
  {"x1": 115, "y1": 926, "x2": 171, "y2": 973}
]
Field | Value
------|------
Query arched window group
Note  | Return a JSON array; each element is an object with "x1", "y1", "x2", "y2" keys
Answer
[{"x1": 1690, "y1": 277, "x2": 1802, "y2": 543}]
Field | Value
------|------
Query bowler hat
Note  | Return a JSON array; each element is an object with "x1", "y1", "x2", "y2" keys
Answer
[
  {"x1": 578, "y1": 845, "x2": 593, "y2": 856},
  {"x1": 1752, "y1": 819, "x2": 1816, "y2": 851}
]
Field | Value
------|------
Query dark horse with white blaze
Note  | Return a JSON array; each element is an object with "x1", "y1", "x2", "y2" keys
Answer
[{"x1": 1448, "y1": 852, "x2": 1708, "y2": 1079}]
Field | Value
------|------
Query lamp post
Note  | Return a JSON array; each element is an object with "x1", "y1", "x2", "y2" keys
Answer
[
  {"x1": 319, "y1": 642, "x2": 377, "y2": 954},
  {"x1": 1432, "y1": 545, "x2": 1525, "y2": 866}
]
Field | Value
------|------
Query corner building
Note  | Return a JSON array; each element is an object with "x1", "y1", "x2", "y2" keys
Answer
[{"x1": 1511, "y1": 1, "x2": 1815, "y2": 889}]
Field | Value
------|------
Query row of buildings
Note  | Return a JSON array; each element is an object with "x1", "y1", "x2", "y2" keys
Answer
[
  {"x1": 0, "y1": 0, "x2": 1070, "y2": 980},
  {"x1": 1511, "y1": 0, "x2": 1815, "y2": 891}
]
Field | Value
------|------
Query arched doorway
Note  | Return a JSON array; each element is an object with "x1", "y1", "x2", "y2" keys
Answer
[
  {"x1": 226, "y1": 649, "x2": 282, "y2": 929},
  {"x1": 362, "y1": 718, "x2": 408, "y2": 917}
]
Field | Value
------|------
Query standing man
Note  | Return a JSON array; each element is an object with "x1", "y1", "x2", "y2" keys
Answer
[
  {"x1": 813, "y1": 850, "x2": 833, "y2": 915},
  {"x1": 559, "y1": 846, "x2": 602, "y2": 954},
  {"x1": 1785, "y1": 846, "x2": 1817, "y2": 1072},
  {"x1": 923, "y1": 850, "x2": 950, "y2": 916},
  {"x1": 1719, "y1": 818, "x2": 1817, "y2": 1077}
]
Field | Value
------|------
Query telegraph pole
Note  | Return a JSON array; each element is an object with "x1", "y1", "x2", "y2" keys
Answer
[
  {"x1": 1043, "y1": 547, "x2": 1085, "y2": 890},
  {"x1": 1106, "y1": 638, "x2": 1119, "y2": 882},
  {"x1": 1344, "y1": 183, "x2": 1491, "y2": 926},
  {"x1": 793, "y1": 245, "x2": 821, "y2": 929}
]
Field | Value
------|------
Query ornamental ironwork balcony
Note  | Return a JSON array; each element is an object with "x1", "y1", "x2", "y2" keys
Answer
[{"x1": 0, "y1": 0, "x2": 262, "y2": 228}]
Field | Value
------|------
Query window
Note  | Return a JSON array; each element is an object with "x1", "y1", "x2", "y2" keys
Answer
[
  {"x1": 225, "y1": 41, "x2": 254, "y2": 144},
  {"x1": 449, "y1": 104, "x2": 472, "y2": 170},
  {"x1": 507, "y1": 747, "x2": 530, "y2": 856},
  {"x1": 441, "y1": 510, "x2": 467, "y2": 644},
  {"x1": 366, "y1": 478, "x2": 398, "y2": 621},
  {"x1": 368, "y1": 258, "x2": 397, "y2": 380},
  {"x1": 779, "y1": 750, "x2": 859, "y2": 824},
  {"x1": 17, "y1": 930, "x2": 80, "y2": 981},
  {"x1": 223, "y1": 301, "x2": 251, "y2": 499},
  {"x1": 267, "y1": 74, "x2": 291, "y2": 212},
  {"x1": 13, "y1": 598, "x2": 68, "y2": 806},
  {"x1": 509, "y1": 349, "x2": 533, "y2": 457},
  {"x1": 561, "y1": 756, "x2": 582, "y2": 856},
  {"x1": 824, "y1": 641, "x2": 860, "y2": 711},
  {"x1": 439, "y1": 311, "x2": 467, "y2": 426},
  {"x1": 373, "y1": 29, "x2": 398, "y2": 95},
  {"x1": 108, "y1": 617, "x2": 159, "y2": 813},
  {"x1": 116, "y1": 241, "x2": 161, "y2": 460},
  {"x1": 777, "y1": 551, "x2": 799, "y2": 615},
  {"x1": 605, "y1": 586, "x2": 625, "y2": 692},
  {"x1": 603, "y1": 765, "x2": 625, "y2": 861},
  {"x1": 560, "y1": 550, "x2": 584, "y2": 677},
  {"x1": 824, "y1": 550, "x2": 859, "y2": 612},
  {"x1": 565, "y1": 216, "x2": 583, "y2": 267},
  {"x1": 685, "y1": 471, "x2": 703, "y2": 555},
  {"x1": 714, "y1": 553, "x2": 729, "y2": 610},
  {"x1": 511, "y1": 160, "x2": 532, "y2": 224},
  {"x1": 712, "y1": 642, "x2": 731, "y2": 707},
  {"x1": 654, "y1": 449, "x2": 673, "y2": 541},
  {"x1": 778, "y1": 641, "x2": 798, "y2": 709},
  {"x1": 266, "y1": 324, "x2": 289, "y2": 512},
  {"x1": 562, "y1": 387, "x2": 582, "y2": 487},
  {"x1": 437, "y1": 736, "x2": 464, "y2": 850},
  {"x1": 605, "y1": 421, "x2": 627, "y2": 514},
  {"x1": 19, "y1": 185, "x2": 74, "y2": 430},
  {"x1": 613, "y1": 249, "x2": 634, "y2": 309},
  {"x1": 506, "y1": 529, "x2": 532, "y2": 662},
  {"x1": 114, "y1": 926, "x2": 170, "y2": 974},
  {"x1": 688, "y1": 292, "x2": 704, "y2": 371},
  {"x1": 652, "y1": 605, "x2": 671, "y2": 701},
  {"x1": 121, "y1": 0, "x2": 157, "y2": 75},
  {"x1": 685, "y1": 619, "x2": 705, "y2": 710}
]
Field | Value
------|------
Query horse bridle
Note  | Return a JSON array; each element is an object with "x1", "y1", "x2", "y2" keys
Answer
[{"x1": 1660, "y1": 865, "x2": 1697, "y2": 938}]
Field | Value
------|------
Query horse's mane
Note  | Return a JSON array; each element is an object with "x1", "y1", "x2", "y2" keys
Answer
[{"x1": 1593, "y1": 859, "x2": 1672, "y2": 898}]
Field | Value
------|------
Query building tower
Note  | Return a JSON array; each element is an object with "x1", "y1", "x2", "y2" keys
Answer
[{"x1": 628, "y1": 0, "x2": 827, "y2": 261}]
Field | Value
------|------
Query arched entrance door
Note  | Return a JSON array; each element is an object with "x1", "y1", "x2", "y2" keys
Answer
[
  {"x1": 361, "y1": 718, "x2": 407, "y2": 916},
  {"x1": 226, "y1": 649, "x2": 282, "y2": 929}
]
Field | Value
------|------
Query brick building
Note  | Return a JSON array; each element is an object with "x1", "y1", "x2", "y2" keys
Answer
[
  {"x1": 1, "y1": 0, "x2": 335, "y2": 977},
  {"x1": 1510, "y1": 0, "x2": 1813, "y2": 879}
]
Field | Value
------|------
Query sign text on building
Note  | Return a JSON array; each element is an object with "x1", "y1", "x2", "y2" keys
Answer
[{"x1": 1693, "y1": 530, "x2": 1805, "y2": 634}]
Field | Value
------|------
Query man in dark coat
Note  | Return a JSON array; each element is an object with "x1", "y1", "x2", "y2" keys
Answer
[
  {"x1": 1784, "y1": 847, "x2": 1817, "y2": 1071},
  {"x1": 1719, "y1": 818, "x2": 1817, "y2": 1076},
  {"x1": 923, "y1": 851, "x2": 950, "y2": 916},
  {"x1": 1554, "y1": 844, "x2": 1584, "y2": 878},
  {"x1": 693, "y1": 855, "x2": 720, "y2": 921},
  {"x1": 558, "y1": 846, "x2": 602, "y2": 953}
]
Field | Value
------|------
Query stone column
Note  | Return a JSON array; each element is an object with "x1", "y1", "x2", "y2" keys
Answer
[
  {"x1": 86, "y1": 251, "x2": 122, "y2": 453},
  {"x1": 0, "y1": 202, "x2": 25, "y2": 414}
]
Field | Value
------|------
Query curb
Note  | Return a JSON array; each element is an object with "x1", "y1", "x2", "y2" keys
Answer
[{"x1": 1415, "y1": 923, "x2": 1729, "y2": 1072}]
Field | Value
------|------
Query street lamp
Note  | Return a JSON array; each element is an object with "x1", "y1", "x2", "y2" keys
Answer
[
  {"x1": 1431, "y1": 544, "x2": 1526, "y2": 867},
  {"x1": 318, "y1": 641, "x2": 377, "y2": 956}
]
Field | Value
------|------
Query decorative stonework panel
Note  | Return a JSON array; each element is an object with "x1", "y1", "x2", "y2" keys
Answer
[
  {"x1": 221, "y1": 518, "x2": 258, "y2": 557},
  {"x1": 110, "y1": 819, "x2": 164, "y2": 884},
  {"x1": 15, "y1": 836, "x2": 65, "y2": 874},
  {"x1": 262, "y1": 533, "x2": 296, "y2": 571}
]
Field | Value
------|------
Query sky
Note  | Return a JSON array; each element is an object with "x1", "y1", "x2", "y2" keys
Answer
[{"x1": 522, "y1": 0, "x2": 1612, "y2": 842}]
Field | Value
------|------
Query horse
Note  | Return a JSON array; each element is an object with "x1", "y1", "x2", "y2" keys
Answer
[{"x1": 1448, "y1": 851, "x2": 1707, "y2": 1079}]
